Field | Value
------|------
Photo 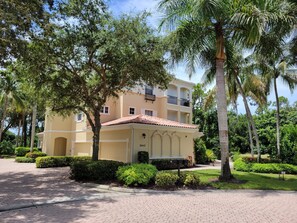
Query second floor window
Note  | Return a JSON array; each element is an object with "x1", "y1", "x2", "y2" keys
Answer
[
  {"x1": 76, "y1": 113, "x2": 83, "y2": 122},
  {"x1": 145, "y1": 85, "x2": 153, "y2": 95},
  {"x1": 100, "y1": 106, "x2": 109, "y2": 114},
  {"x1": 145, "y1": 110, "x2": 153, "y2": 116}
]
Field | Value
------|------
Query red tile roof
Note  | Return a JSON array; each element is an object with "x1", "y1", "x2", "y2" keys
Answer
[{"x1": 102, "y1": 114, "x2": 197, "y2": 129}]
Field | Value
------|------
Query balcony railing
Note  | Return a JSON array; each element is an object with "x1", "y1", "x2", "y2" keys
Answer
[
  {"x1": 167, "y1": 95, "x2": 178, "y2": 105},
  {"x1": 145, "y1": 94, "x2": 156, "y2": 101},
  {"x1": 180, "y1": 98, "x2": 190, "y2": 107}
]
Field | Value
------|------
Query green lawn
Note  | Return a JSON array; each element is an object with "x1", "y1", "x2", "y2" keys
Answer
[{"x1": 193, "y1": 169, "x2": 297, "y2": 191}]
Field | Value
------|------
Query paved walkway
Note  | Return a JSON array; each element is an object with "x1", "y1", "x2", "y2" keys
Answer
[{"x1": 0, "y1": 159, "x2": 297, "y2": 223}]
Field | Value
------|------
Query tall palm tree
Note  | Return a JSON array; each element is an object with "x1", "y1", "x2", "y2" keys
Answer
[
  {"x1": 252, "y1": 31, "x2": 297, "y2": 158},
  {"x1": 158, "y1": 0, "x2": 294, "y2": 180},
  {"x1": 0, "y1": 72, "x2": 24, "y2": 142}
]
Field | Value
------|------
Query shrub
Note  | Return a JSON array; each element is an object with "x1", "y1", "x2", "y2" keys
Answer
[
  {"x1": 116, "y1": 163, "x2": 157, "y2": 186},
  {"x1": 25, "y1": 151, "x2": 47, "y2": 160},
  {"x1": 155, "y1": 171, "x2": 179, "y2": 189},
  {"x1": 180, "y1": 172, "x2": 200, "y2": 189},
  {"x1": 15, "y1": 157, "x2": 35, "y2": 163},
  {"x1": 194, "y1": 138, "x2": 207, "y2": 164},
  {"x1": 233, "y1": 158, "x2": 251, "y2": 172},
  {"x1": 71, "y1": 160, "x2": 125, "y2": 182},
  {"x1": 205, "y1": 149, "x2": 216, "y2": 162},
  {"x1": 15, "y1": 147, "x2": 38, "y2": 156},
  {"x1": 138, "y1": 151, "x2": 149, "y2": 163},
  {"x1": 231, "y1": 151, "x2": 241, "y2": 162},
  {"x1": 234, "y1": 158, "x2": 297, "y2": 174},
  {"x1": 0, "y1": 140, "x2": 14, "y2": 155},
  {"x1": 151, "y1": 159, "x2": 189, "y2": 170},
  {"x1": 35, "y1": 156, "x2": 91, "y2": 168}
]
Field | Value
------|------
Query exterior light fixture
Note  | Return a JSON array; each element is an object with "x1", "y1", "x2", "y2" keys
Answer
[{"x1": 142, "y1": 133, "x2": 146, "y2": 139}]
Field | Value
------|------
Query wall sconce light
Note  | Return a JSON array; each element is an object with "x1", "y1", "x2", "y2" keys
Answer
[
  {"x1": 185, "y1": 135, "x2": 188, "y2": 138},
  {"x1": 142, "y1": 133, "x2": 146, "y2": 139}
]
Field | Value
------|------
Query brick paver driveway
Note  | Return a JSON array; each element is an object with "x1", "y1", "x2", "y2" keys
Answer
[{"x1": 1, "y1": 159, "x2": 297, "y2": 223}]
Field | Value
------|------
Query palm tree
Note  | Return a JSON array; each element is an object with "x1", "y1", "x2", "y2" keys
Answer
[
  {"x1": 252, "y1": 30, "x2": 297, "y2": 158},
  {"x1": 158, "y1": 0, "x2": 294, "y2": 180},
  {"x1": 0, "y1": 72, "x2": 24, "y2": 142}
]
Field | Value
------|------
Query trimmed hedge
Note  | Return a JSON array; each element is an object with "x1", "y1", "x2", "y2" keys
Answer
[
  {"x1": 138, "y1": 151, "x2": 149, "y2": 164},
  {"x1": 36, "y1": 156, "x2": 91, "y2": 168},
  {"x1": 234, "y1": 158, "x2": 297, "y2": 174},
  {"x1": 151, "y1": 159, "x2": 190, "y2": 170},
  {"x1": 15, "y1": 157, "x2": 35, "y2": 163},
  {"x1": 155, "y1": 171, "x2": 179, "y2": 188},
  {"x1": 70, "y1": 160, "x2": 125, "y2": 182},
  {"x1": 116, "y1": 164, "x2": 157, "y2": 186},
  {"x1": 242, "y1": 157, "x2": 281, "y2": 164},
  {"x1": 15, "y1": 147, "x2": 38, "y2": 156},
  {"x1": 25, "y1": 151, "x2": 47, "y2": 160}
]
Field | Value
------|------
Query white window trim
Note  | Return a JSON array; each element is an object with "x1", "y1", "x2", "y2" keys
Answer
[
  {"x1": 100, "y1": 106, "x2": 110, "y2": 115},
  {"x1": 75, "y1": 113, "x2": 84, "y2": 122},
  {"x1": 144, "y1": 109, "x2": 154, "y2": 116},
  {"x1": 129, "y1": 107, "x2": 136, "y2": 115}
]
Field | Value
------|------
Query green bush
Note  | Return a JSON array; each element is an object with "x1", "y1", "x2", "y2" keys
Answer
[
  {"x1": 205, "y1": 149, "x2": 216, "y2": 162},
  {"x1": 36, "y1": 156, "x2": 91, "y2": 168},
  {"x1": 138, "y1": 151, "x2": 149, "y2": 163},
  {"x1": 0, "y1": 140, "x2": 14, "y2": 155},
  {"x1": 25, "y1": 151, "x2": 47, "y2": 160},
  {"x1": 151, "y1": 159, "x2": 189, "y2": 170},
  {"x1": 182, "y1": 172, "x2": 200, "y2": 189},
  {"x1": 116, "y1": 164, "x2": 157, "y2": 186},
  {"x1": 233, "y1": 158, "x2": 251, "y2": 172},
  {"x1": 155, "y1": 171, "x2": 179, "y2": 188},
  {"x1": 15, "y1": 157, "x2": 35, "y2": 163},
  {"x1": 231, "y1": 151, "x2": 241, "y2": 162},
  {"x1": 194, "y1": 138, "x2": 207, "y2": 164},
  {"x1": 71, "y1": 160, "x2": 125, "y2": 182},
  {"x1": 234, "y1": 158, "x2": 297, "y2": 174},
  {"x1": 15, "y1": 147, "x2": 38, "y2": 156}
]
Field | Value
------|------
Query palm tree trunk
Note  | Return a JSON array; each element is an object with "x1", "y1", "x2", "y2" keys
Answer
[
  {"x1": 0, "y1": 95, "x2": 8, "y2": 142},
  {"x1": 235, "y1": 76, "x2": 261, "y2": 162},
  {"x1": 16, "y1": 118, "x2": 22, "y2": 147},
  {"x1": 247, "y1": 119, "x2": 254, "y2": 158},
  {"x1": 23, "y1": 115, "x2": 27, "y2": 147},
  {"x1": 274, "y1": 77, "x2": 281, "y2": 157},
  {"x1": 215, "y1": 59, "x2": 232, "y2": 181},
  {"x1": 30, "y1": 105, "x2": 37, "y2": 152}
]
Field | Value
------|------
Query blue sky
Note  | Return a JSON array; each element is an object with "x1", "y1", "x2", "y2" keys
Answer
[{"x1": 109, "y1": 0, "x2": 297, "y2": 113}]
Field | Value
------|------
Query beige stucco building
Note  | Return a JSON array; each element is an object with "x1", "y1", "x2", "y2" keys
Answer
[{"x1": 38, "y1": 78, "x2": 202, "y2": 163}]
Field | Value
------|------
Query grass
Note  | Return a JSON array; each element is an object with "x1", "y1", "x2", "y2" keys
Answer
[{"x1": 192, "y1": 169, "x2": 297, "y2": 191}]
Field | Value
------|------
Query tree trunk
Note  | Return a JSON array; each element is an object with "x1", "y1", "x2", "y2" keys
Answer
[
  {"x1": 274, "y1": 77, "x2": 281, "y2": 157},
  {"x1": 23, "y1": 115, "x2": 27, "y2": 147},
  {"x1": 215, "y1": 59, "x2": 232, "y2": 181},
  {"x1": 91, "y1": 110, "x2": 101, "y2": 161},
  {"x1": 247, "y1": 120, "x2": 254, "y2": 158},
  {"x1": 30, "y1": 105, "x2": 37, "y2": 152},
  {"x1": 0, "y1": 95, "x2": 8, "y2": 142},
  {"x1": 235, "y1": 76, "x2": 261, "y2": 162},
  {"x1": 16, "y1": 118, "x2": 22, "y2": 147},
  {"x1": 28, "y1": 113, "x2": 33, "y2": 148}
]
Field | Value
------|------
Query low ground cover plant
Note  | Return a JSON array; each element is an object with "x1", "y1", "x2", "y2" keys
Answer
[
  {"x1": 70, "y1": 160, "x2": 124, "y2": 182},
  {"x1": 116, "y1": 163, "x2": 157, "y2": 186}
]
